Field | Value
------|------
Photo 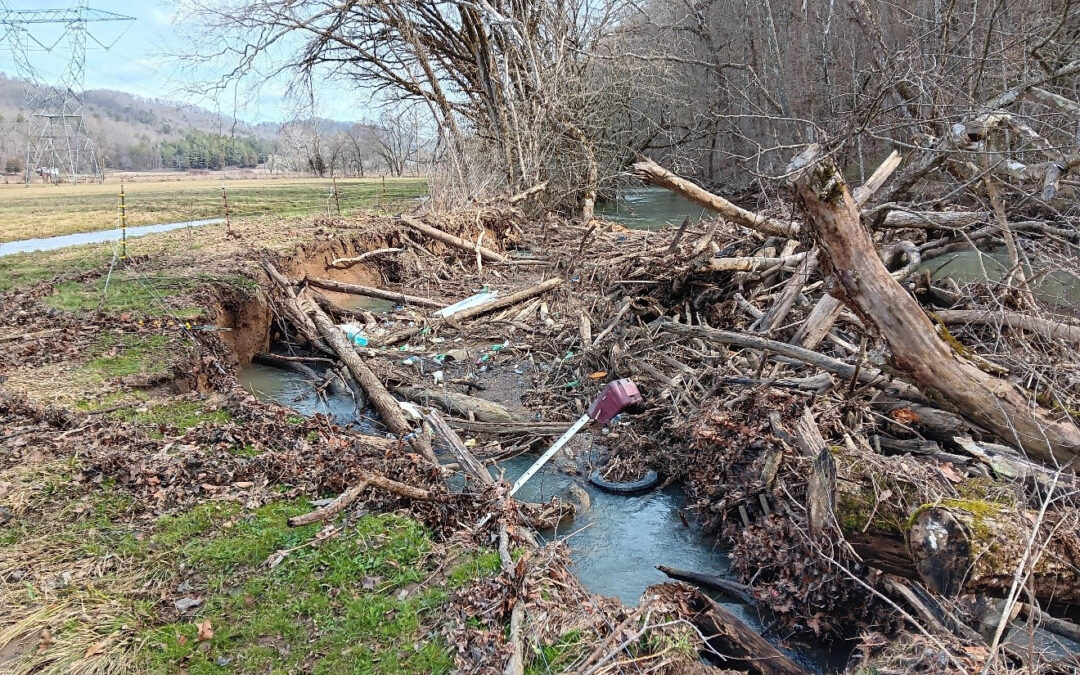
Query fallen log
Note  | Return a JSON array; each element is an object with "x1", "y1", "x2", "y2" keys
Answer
[
  {"x1": 423, "y1": 410, "x2": 493, "y2": 486},
  {"x1": 788, "y1": 145, "x2": 1080, "y2": 470},
  {"x1": 305, "y1": 276, "x2": 444, "y2": 309},
  {"x1": 394, "y1": 384, "x2": 525, "y2": 424},
  {"x1": 660, "y1": 321, "x2": 927, "y2": 403},
  {"x1": 400, "y1": 214, "x2": 506, "y2": 263},
  {"x1": 908, "y1": 501, "x2": 1080, "y2": 605},
  {"x1": 656, "y1": 565, "x2": 755, "y2": 604},
  {"x1": 934, "y1": 309, "x2": 1080, "y2": 346},
  {"x1": 303, "y1": 296, "x2": 436, "y2": 463},
  {"x1": 253, "y1": 352, "x2": 323, "y2": 381},
  {"x1": 880, "y1": 210, "x2": 989, "y2": 229},
  {"x1": 708, "y1": 252, "x2": 808, "y2": 272},
  {"x1": 873, "y1": 398, "x2": 972, "y2": 443},
  {"x1": 447, "y1": 278, "x2": 563, "y2": 322},
  {"x1": 653, "y1": 583, "x2": 809, "y2": 675},
  {"x1": 330, "y1": 247, "x2": 404, "y2": 269},
  {"x1": 311, "y1": 291, "x2": 377, "y2": 326},
  {"x1": 286, "y1": 470, "x2": 437, "y2": 527},
  {"x1": 447, "y1": 419, "x2": 569, "y2": 437},
  {"x1": 288, "y1": 482, "x2": 368, "y2": 527},
  {"x1": 629, "y1": 157, "x2": 798, "y2": 238}
]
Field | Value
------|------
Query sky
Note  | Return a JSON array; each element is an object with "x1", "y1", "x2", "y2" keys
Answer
[{"x1": 0, "y1": 0, "x2": 367, "y2": 124}]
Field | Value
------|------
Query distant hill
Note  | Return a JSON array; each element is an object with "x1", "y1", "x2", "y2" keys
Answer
[{"x1": 0, "y1": 73, "x2": 399, "y2": 177}]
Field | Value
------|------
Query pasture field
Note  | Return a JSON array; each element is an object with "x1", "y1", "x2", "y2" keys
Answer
[{"x1": 0, "y1": 176, "x2": 428, "y2": 243}]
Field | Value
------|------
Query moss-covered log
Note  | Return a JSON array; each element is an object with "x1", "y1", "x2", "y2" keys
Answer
[
  {"x1": 908, "y1": 501, "x2": 1080, "y2": 604},
  {"x1": 833, "y1": 449, "x2": 1010, "y2": 579}
]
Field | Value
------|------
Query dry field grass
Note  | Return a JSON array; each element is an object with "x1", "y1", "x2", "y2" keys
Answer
[{"x1": 0, "y1": 176, "x2": 427, "y2": 243}]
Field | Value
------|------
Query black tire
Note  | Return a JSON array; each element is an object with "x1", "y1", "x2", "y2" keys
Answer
[{"x1": 589, "y1": 469, "x2": 659, "y2": 495}]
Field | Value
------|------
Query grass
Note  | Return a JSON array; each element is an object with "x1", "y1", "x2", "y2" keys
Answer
[
  {"x1": 109, "y1": 400, "x2": 232, "y2": 433},
  {"x1": 1, "y1": 470, "x2": 501, "y2": 675},
  {"x1": 142, "y1": 507, "x2": 459, "y2": 674},
  {"x1": 0, "y1": 176, "x2": 428, "y2": 243},
  {"x1": 83, "y1": 333, "x2": 188, "y2": 380},
  {"x1": 45, "y1": 274, "x2": 204, "y2": 318},
  {"x1": 0, "y1": 244, "x2": 112, "y2": 293}
]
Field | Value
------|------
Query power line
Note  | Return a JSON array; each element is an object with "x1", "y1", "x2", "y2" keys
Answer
[{"x1": 0, "y1": 0, "x2": 134, "y2": 185}]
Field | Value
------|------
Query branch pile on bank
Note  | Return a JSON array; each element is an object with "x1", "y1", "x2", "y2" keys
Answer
[{"x1": 244, "y1": 139, "x2": 1080, "y2": 671}]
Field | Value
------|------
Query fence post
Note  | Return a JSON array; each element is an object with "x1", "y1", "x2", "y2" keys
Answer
[
  {"x1": 119, "y1": 183, "x2": 127, "y2": 259},
  {"x1": 221, "y1": 183, "x2": 232, "y2": 236}
]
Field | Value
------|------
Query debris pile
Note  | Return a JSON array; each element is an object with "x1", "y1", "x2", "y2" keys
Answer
[{"x1": 245, "y1": 140, "x2": 1080, "y2": 670}]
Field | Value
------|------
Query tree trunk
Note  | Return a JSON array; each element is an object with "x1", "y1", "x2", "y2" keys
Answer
[
  {"x1": 304, "y1": 297, "x2": 436, "y2": 463},
  {"x1": 305, "y1": 277, "x2": 445, "y2": 309},
  {"x1": 400, "y1": 215, "x2": 506, "y2": 263},
  {"x1": 393, "y1": 384, "x2": 525, "y2": 424},
  {"x1": 788, "y1": 146, "x2": 1080, "y2": 471},
  {"x1": 630, "y1": 157, "x2": 798, "y2": 238},
  {"x1": 652, "y1": 583, "x2": 810, "y2": 675}
]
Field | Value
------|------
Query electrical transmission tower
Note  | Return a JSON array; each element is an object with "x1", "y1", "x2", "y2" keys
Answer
[{"x1": 0, "y1": 0, "x2": 133, "y2": 184}]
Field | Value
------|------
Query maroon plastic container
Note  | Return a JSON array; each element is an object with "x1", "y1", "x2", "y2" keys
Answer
[{"x1": 587, "y1": 378, "x2": 642, "y2": 424}]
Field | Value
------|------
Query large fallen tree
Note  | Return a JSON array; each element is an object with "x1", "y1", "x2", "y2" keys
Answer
[{"x1": 787, "y1": 146, "x2": 1080, "y2": 471}]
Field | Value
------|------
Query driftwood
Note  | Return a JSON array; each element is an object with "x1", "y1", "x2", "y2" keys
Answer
[
  {"x1": 311, "y1": 291, "x2": 377, "y2": 326},
  {"x1": 660, "y1": 321, "x2": 926, "y2": 402},
  {"x1": 286, "y1": 470, "x2": 437, "y2": 527},
  {"x1": 447, "y1": 419, "x2": 569, "y2": 436},
  {"x1": 306, "y1": 276, "x2": 444, "y2": 309},
  {"x1": 330, "y1": 247, "x2": 404, "y2": 269},
  {"x1": 261, "y1": 260, "x2": 329, "y2": 352},
  {"x1": 934, "y1": 309, "x2": 1080, "y2": 346},
  {"x1": 656, "y1": 583, "x2": 809, "y2": 675},
  {"x1": 629, "y1": 157, "x2": 798, "y2": 238},
  {"x1": 788, "y1": 145, "x2": 1080, "y2": 470},
  {"x1": 908, "y1": 502, "x2": 1080, "y2": 605},
  {"x1": 400, "y1": 214, "x2": 507, "y2": 263},
  {"x1": 752, "y1": 252, "x2": 817, "y2": 333},
  {"x1": 806, "y1": 448, "x2": 836, "y2": 538},
  {"x1": 873, "y1": 398, "x2": 972, "y2": 443},
  {"x1": 288, "y1": 482, "x2": 369, "y2": 527},
  {"x1": 447, "y1": 278, "x2": 563, "y2": 322},
  {"x1": 655, "y1": 566, "x2": 755, "y2": 604},
  {"x1": 423, "y1": 409, "x2": 493, "y2": 486},
  {"x1": 303, "y1": 297, "x2": 436, "y2": 463},
  {"x1": 708, "y1": 252, "x2": 808, "y2": 272},
  {"x1": 394, "y1": 384, "x2": 525, "y2": 424}
]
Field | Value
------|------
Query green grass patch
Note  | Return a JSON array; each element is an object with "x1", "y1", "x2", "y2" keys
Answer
[
  {"x1": 109, "y1": 399, "x2": 232, "y2": 433},
  {"x1": 83, "y1": 332, "x2": 187, "y2": 380},
  {"x1": 0, "y1": 245, "x2": 111, "y2": 293},
  {"x1": 45, "y1": 273, "x2": 204, "y2": 318},
  {"x1": 141, "y1": 507, "x2": 457, "y2": 674}
]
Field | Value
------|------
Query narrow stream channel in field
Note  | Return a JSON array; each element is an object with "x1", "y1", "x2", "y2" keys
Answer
[{"x1": 0, "y1": 218, "x2": 225, "y2": 257}]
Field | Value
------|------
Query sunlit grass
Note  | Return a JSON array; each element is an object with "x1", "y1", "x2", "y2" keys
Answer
[{"x1": 0, "y1": 176, "x2": 428, "y2": 243}]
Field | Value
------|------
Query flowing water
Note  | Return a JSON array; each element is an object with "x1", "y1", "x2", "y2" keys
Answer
[
  {"x1": 918, "y1": 249, "x2": 1080, "y2": 306},
  {"x1": 595, "y1": 187, "x2": 710, "y2": 230},
  {"x1": 238, "y1": 362, "x2": 837, "y2": 672},
  {"x1": 0, "y1": 218, "x2": 225, "y2": 257}
]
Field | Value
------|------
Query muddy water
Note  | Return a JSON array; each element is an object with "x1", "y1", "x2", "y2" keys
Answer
[
  {"x1": 0, "y1": 218, "x2": 225, "y2": 257},
  {"x1": 335, "y1": 294, "x2": 397, "y2": 314}
]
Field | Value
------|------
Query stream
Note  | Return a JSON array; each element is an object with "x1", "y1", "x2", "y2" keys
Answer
[
  {"x1": 238, "y1": 362, "x2": 838, "y2": 672},
  {"x1": 0, "y1": 218, "x2": 225, "y2": 257}
]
